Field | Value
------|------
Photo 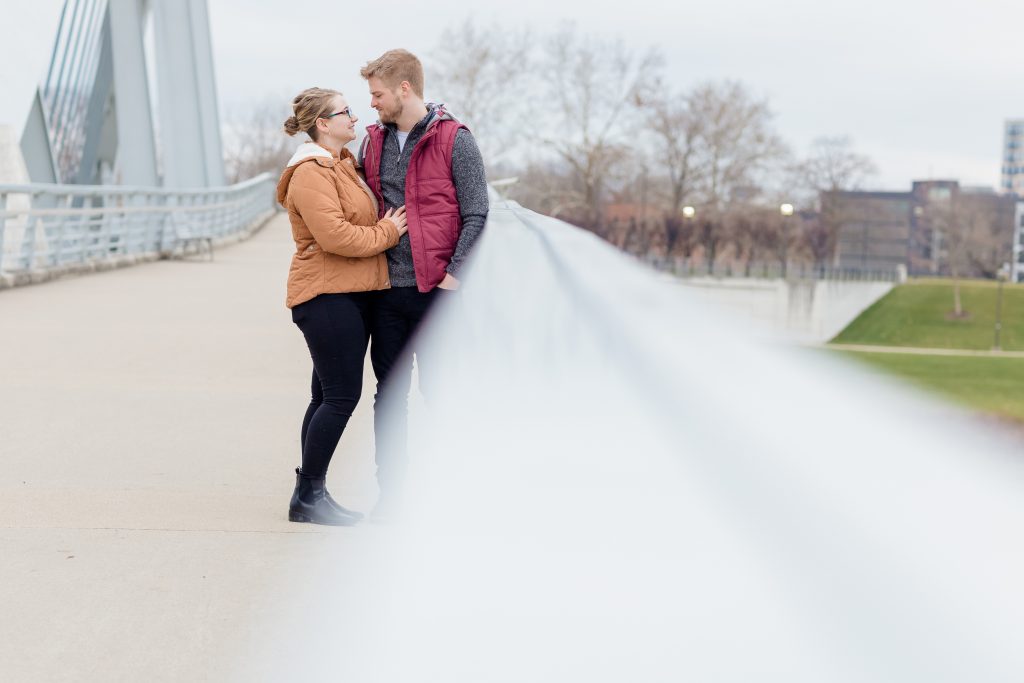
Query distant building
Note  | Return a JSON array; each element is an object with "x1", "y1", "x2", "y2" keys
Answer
[
  {"x1": 825, "y1": 180, "x2": 1018, "y2": 279},
  {"x1": 1002, "y1": 119, "x2": 1024, "y2": 196},
  {"x1": 826, "y1": 190, "x2": 912, "y2": 273}
]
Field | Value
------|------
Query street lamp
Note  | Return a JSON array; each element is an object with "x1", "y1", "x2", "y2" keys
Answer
[
  {"x1": 780, "y1": 203, "x2": 794, "y2": 278},
  {"x1": 994, "y1": 262, "x2": 1010, "y2": 351},
  {"x1": 680, "y1": 206, "x2": 696, "y2": 274}
]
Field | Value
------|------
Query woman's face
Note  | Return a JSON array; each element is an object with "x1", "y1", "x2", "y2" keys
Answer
[{"x1": 317, "y1": 94, "x2": 358, "y2": 146}]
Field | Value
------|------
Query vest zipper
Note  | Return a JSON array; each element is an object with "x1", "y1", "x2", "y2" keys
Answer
[{"x1": 366, "y1": 125, "x2": 385, "y2": 217}]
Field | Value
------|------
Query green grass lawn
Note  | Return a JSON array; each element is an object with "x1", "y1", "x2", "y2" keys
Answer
[
  {"x1": 831, "y1": 278, "x2": 1024, "y2": 350},
  {"x1": 829, "y1": 278, "x2": 1024, "y2": 421},
  {"x1": 838, "y1": 351, "x2": 1024, "y2": 422}
]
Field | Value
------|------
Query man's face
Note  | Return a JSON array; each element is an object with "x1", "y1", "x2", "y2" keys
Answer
[{"x1": 368, "y1": 76, "x2": 403, "y2": 124}]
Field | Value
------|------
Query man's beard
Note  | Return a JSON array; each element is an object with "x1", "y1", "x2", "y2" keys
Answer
[{"x1": 379, "y1": 101, "x2": 404, "y2": 124}]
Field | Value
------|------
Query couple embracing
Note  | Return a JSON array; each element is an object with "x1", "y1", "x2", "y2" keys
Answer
[{"x1": 275, "y1": 49, "x2": 488, "y2": 525}]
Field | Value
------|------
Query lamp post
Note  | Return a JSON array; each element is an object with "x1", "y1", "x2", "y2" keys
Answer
[
  {"x1": 681, "y1": 206, "x2": 696, "y2": 275},
  {"x1": 780, "y1": 203, "x2": 794, "y2": 279},
  {"x1": 994, "y1": 262, "x2": 1010, "y2": 351}
]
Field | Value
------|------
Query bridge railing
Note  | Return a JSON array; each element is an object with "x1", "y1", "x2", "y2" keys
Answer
[{"x1": 0, "y1": 173, "x2": 276, "y2": 286}]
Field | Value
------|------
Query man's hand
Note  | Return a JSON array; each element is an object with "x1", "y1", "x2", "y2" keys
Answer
[{"x1": 437, "y1": 273, "x2": 460, "y2": 290}]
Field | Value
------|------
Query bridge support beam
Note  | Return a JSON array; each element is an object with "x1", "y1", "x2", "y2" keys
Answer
[
  {"x1": 108, "y1": 0, "x2": 159, "y2": 186},
  {"x1": 21, "y1": 0, "x2": 225, "y2": 188},
  {"x1": 153, "y1": 0, "x2": 225, "y2": 188}
]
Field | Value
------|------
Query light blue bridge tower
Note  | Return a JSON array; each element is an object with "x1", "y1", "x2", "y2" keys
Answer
[{"x1": 2, "y1": 0, "x2": 274, "y2": 286}]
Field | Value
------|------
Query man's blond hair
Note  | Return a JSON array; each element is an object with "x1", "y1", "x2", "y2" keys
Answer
[{"x1": 360, "y1": 49, "x2": 424, "y2": 98}]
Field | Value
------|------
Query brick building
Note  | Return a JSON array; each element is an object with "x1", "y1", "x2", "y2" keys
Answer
[{"x1": 824, "y1": 180, "x2": 1019, "y2": 278}]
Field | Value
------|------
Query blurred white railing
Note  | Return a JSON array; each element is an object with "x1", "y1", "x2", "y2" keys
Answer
[
  {"x1": 0, "y1": 173, "x2": 276, "y2": 287},
  {"x1": 275, "y1": 197, "x2": 1024, "y2": 682}
]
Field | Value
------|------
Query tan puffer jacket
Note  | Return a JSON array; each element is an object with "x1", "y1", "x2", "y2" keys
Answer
[{"x1": 277, "y1": 143, "x2": 399, "y2": 308}]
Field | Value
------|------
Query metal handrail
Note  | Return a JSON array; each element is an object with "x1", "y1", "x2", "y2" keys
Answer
[
  {"x1": 0, "y1": 172, "x2": 272, "y2": 196},
  {"x1": 1, "y1": 200, "x2": 258, "y2": 219},
  {"x1": 0, "y1": 173, "x2": 277, "y2": 283}
]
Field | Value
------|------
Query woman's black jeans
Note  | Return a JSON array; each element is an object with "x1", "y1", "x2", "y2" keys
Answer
[{"x1": 292, "y1": 292, "x2": 372, "y2": 479}]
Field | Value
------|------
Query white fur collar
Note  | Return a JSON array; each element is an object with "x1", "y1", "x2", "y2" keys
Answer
[{"x1": 286, "y1": 142, "x2": 333, "y2": 168}]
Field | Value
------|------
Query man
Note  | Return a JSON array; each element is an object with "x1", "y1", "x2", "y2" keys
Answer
[{"x1": 358, "y1": 49, "x2": 489, "y2": 518}]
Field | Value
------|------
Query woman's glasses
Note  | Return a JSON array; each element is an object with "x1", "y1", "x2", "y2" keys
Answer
[{"x1": 322, "y1": 107, "x2": 353, "y2": 120}]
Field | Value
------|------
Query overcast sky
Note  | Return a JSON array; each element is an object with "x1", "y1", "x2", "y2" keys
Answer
[{"x1": 2, "y1": 0, "x2": 1022, "y2": 190}]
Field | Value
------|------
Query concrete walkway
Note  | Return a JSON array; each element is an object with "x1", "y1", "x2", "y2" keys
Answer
[
  {"x1": 0, "y1": 214, "x2": 379, "y2": 681},
  {"x1": 827, "y1": 342, "x2": 1024, "y2": 358}
]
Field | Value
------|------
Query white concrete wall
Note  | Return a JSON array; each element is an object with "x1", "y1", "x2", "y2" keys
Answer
[{"x1": 678, "y1": 276, "x2": 894, "y2": 344}]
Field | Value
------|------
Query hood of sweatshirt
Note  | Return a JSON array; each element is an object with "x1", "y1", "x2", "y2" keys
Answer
[
  {"x1": 285, "y1": 142, "x2": 332, "y2": 168},
  {"x1": 276, "y1": 142, "x2": 340, "y2": 205}
]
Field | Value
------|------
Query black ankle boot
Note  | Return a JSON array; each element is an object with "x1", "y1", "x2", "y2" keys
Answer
[{"x1": 288, "y1": 468, "x2": 362, "y2": 526}]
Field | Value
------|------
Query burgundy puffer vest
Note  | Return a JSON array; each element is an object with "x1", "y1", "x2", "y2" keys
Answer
[{"x1": 362, "y1": 110, "x2": 467, "y2": 292}]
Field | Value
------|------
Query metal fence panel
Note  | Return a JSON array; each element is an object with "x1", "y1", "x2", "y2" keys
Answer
[{"x1": 0, "y1": 173, "x2": 276, "y2": 286}]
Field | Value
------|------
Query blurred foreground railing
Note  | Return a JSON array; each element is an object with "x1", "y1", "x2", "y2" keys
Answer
[
  {"x1": 322, "y1": 197, "x2": 1024, "y2": 682},
  {"x1": 0, "y1": 173, "x2": 276, "y2": 287}
]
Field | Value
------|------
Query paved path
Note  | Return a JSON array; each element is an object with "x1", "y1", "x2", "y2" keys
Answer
[
  {"x1": 826, "y1": 342, "x2": 1024, "y2": 358},
  {"x1": 7, "y1": 210, "x2": 1024, "y2": 681},
  {"x1": 0, "y1": 214, "x2": 380, "y2": 681}
]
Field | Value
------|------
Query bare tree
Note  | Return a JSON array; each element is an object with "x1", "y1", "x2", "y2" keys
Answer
[
  {"x1": 797, "y1": 136, "x2": 877, "y2": 198},
  {"x1": 506, "y1": 158, "x2": 576, "y2": 217},
  {"x1": 957, "y1": 193, "x2": 1015, "y2": 279},
  {"x1": 423, "y1": 20, "x2": 885, "y2": 279},
  {"x1": 696, "y1": 216, "x2": 727, "y2": 270},
  {"x1": 535, "y1": 24, "x2": 663, "y2": 232},
  {"x1": 728, "y1": 206, "x2": 783, "y2": 275},
  {"x1": 640, "y1": 84, "x2": 703, "y2": 217},
  {"x1": 929, "y1": 200, "x2": 970, "y2": 317},
  {"x1": 688, "y1": 81, "x2": 787, "y2": 212},
  {"x1": 637, "y1": 85, "x2": 704, "y2": 263},
  {"x1": 926, "y1": 195, "x2": 1010, "y2": 317},
  {"x1": 223, "y1": 98, "x2": 295, "y2": 184},
  {"x1": 799, "y1": 213, "x2": 833, "y2": 273},
  {"x1": 667, "y1": 82, "x2": 788, "y2": 269},
  {"x1": 937, "y1": 194, "x2": 1011, "y2": 317},
  {"x1": 662, "y1": 213, "x2": 698, "y2": 266},
  {"x1": 426, "y1": 19, "x2": 532, "y2": 168},
  {"x1": 792, "y1": 136, "x2": 878, "y2": 269}
]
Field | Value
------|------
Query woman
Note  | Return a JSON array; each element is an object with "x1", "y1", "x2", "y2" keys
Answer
[{"x1": 277, "y1": 87, "x2": 408, "y2": 525}]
